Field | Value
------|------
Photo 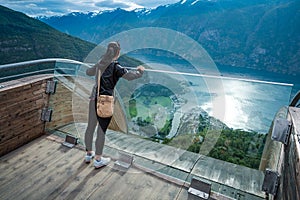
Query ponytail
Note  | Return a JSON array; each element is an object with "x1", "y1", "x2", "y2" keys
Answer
[{"x1": 99, "y1": 42, "x2": 120, "y2": 67}]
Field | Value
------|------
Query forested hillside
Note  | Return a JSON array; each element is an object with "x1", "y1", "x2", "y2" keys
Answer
[{"x1": 0, "y1": 5, "x2": 96, "y2": 65}]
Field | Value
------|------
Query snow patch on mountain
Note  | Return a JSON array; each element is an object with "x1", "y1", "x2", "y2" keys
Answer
[
  {"x1": 134, "y1": 8, "x2": 152, "y2": 16},
  {"x1": 191, "y1": 0, "x2": 200, "y2": 5},
  {"x1": 180, "y1": 0, "x2": 187, "y2": 4}
]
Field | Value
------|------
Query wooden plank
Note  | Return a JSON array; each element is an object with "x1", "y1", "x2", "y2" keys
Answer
[
  {"x1": 106, "y1": 130, "x2": 199, "y2": 172},
  {"x1": 88, "y1": 166, "x2": 186, "y2": 200},
  {"x1": 0, "y1": 75, "x2": 52, "y2": 92},
  {"x1": 0, "y1": 140, "x2": 67, "y2": 195},
  {"x1": 289, "y1": 107, "x2": 300, "y2": 136},
  {"x1": 22, "y1": 153, "x2": 84, "y2": 200},
  {"x1": 191, "y1": 155, "x2": 265, "y2": 199},
  {"x1": 0, "y1": 97, "x2": 42, "y2": 119},
  {"x1": 172, "y1": 150, "x2": 201, "y2": 172},
  {"x1": 52, "y1": 164, "x2": 114, "y2": 200},
  {"x1": 133, "y1": 156, "x2": 190, "y2": 188},
  {"x1": 0, "y1": 135, "x2": 51, "y2": 171},
  {"x1": 0, "y1": 111, "x2": 42, "y2": 138},
  {"x1": 0, "y1": 86, "x2": 41, "y2": 106},
  {"x1": 0, "y1": 125, "x2": 44, "y2": 156},
  {"x1": 106, "y1": 132, "x2": 144, "y2": 152},
  {"x1": 48, "y1": 163, "x2": 96, "y2": 200},
  {"x1": 0, "y1": 139, "x2": 59, "y2": 184},
  {"x1": 0, "y1": 142, "x2": 82, "y2": 200}
]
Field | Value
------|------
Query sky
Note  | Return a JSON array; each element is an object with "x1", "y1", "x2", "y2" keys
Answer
[{"x1": 0, "y1": 0, "x2": 181, "y2": 17}]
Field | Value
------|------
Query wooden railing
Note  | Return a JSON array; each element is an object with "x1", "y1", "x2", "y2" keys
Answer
[
  {"x1": 0, "y1": 59, "x2": 127, "y2": 156},
  {"x1": 0, "y1": 75, "x2": 52, "y2": 156},
  {"x1": 276, "y1": 99, "x2": 300, "y2": 199}
]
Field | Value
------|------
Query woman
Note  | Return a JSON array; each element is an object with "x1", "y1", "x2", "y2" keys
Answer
[{"x1": 84, "y1": 41, "x2": 144, "y2": 168}]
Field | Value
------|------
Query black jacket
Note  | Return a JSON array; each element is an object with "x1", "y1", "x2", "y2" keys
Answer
[{"x1": 86, "y1": 60, "x2": 143, "y2": 98}]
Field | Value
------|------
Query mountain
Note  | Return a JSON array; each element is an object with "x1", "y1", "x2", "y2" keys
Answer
[
  {"x1": 39, "y1": 0, "x2": 300, "y2": 77},
  {"x1": 0, "y1": 5, "x2": 96, "y2": 65}
]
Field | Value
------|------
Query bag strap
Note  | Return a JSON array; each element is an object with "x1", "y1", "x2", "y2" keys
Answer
[
  {"x1": 97, "y1": 69, "x2": 101, "y2": 97},
  {"x1": 112, "y1": 62, "x2": 116, "y2": 98}
]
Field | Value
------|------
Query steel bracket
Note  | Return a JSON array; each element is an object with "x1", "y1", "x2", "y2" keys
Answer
[
  {"x1": 45, "y1": 80, "x2": 57, "y2": 94},
  {"x1": 262, "y1": 169, "x2": 280, "y2": 195},
  {"x1": 271, "y1": 118, "x2": 291, "y2": 145},
  {"x1": 41, "y1": 108, "x2": 52, "y2": 122},
  {"x1": 114, "y1": 151, "x2": 134, "y2": 169},
  {"x1": 62, "y1": 135, "x2": 78, "y2": 148},
  {"x1": 188, "y1": 177, "x2": 211, "y2": 199}
]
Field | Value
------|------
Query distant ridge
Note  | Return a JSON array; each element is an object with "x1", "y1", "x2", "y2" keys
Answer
[
  {"x1": 0, "y1": 5, "x2": 96, "y2": 65},
  {"x1": 39, "y1": 0, "x2": 300, "y2": 76}
]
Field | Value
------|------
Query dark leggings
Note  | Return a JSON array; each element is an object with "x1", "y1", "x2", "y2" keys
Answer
[{"x1": 84, "y1": 99, "x2": 112, "y2": 155}]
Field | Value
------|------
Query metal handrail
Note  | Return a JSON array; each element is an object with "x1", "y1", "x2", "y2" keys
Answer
[
  {"x1": 0, "y1": 58, "x2": 91, "y2": 70},
  {"x1": 0, "y1": 58, "x2": 92, "y2": 83},
  {"x1": 1, "y1": 58, "x2": 294, "y2": 86}
]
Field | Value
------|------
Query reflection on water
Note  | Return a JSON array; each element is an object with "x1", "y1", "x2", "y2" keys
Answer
[{"x1": 192, "y1": 77, "x2": 293, "y2": 133}]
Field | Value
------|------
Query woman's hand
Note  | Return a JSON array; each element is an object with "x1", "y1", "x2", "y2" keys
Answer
[
  {"x1": 137, "y1": 65, "x2": 145, "y2": 72},
  {"x1": 86, "y1": 66, "x2": 96, "y2": 76}
]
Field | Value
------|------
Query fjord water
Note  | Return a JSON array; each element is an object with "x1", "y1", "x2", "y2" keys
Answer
[
  {"x1": 188, "y1": 75, "x2": 292, "y2": 133},
  {"x1": 126, "y1": 52, "x2": 295, "y2": 134}
]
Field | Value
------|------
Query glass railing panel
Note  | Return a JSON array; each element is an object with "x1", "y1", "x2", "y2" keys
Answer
[{"x1": 45, "y1": 60, "x2": 92, "y2": 141}]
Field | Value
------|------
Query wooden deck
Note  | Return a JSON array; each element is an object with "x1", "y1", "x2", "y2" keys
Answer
[
  {"x1": 0, "y1": 122, "x2": 267, "y2": 200},
  {"x1": 0, "y1": 134, "x2": 188, "y2": 200}
]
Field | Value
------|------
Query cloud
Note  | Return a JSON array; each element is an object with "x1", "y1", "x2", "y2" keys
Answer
[
  {"x1": 1, "y1": 0, "x2": 77, "y2": 16},
  {"x1": 0, "y1": 0, "x2": 180, "y2": 17},
  {"x1": 133, "y1": 0, "x2": 180, "y2": 8},
  {"x1": 94, "y1": 0, "x2": 131, "y2": 9}
]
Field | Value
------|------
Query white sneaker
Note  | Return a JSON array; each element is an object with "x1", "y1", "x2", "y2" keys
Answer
[
  {"x1": 94, "y1": 157, "x2": 111, "y2": 168},
  {"x1": 85, "y1": 151, "x2": 95, "y2": 163}
]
